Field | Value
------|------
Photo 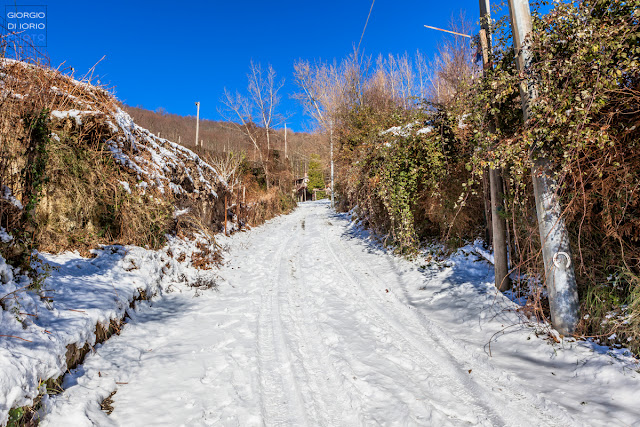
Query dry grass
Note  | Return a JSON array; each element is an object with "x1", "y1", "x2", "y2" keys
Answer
[
  {"x1": 191, "y1": 240, "x2": 223, "y2": 270},
  {"x1": 0, "y1": 59, "x2": 231, "y2": 260},
  {"x1": 243, "y1": 185, "x2": 296, "y2": 227},
  {"x1": 35, "y1": 130, "x2": 173, "y2": 254},
  {"x1": 100, "y1": 390, "x2": 117, "y2": 415}
]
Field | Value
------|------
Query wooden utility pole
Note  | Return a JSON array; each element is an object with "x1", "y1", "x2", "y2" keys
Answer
[
  {"x1": 194, "y1": 101, "x2": 200, "y2": 150},
  {"x1": 479, "y1": 0, "x2": 511, "y2": 291},
  {"x1": 284, "y1": 123, "x2": 288, "y2": 159},
  {"x1": 507, "y1": 0, "x2": 579, "y2": 335}
]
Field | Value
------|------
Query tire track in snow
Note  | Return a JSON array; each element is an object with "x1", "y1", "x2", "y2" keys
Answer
[
  {"x1": 256, "y1": 218, "x2": 309, "y2": 426},
  {"x1": 319, "y1": 218, "x2": 514, "y2": 425},
  {"x1": 324, "y1": 212, "x2": 580, "y2": 426},
  {"x1": 301, "y1": 210, "x2": 475, "y2": 425},
  {"x1": 280, "y1": 213, "x2": 363, "y2": 426},
  {"x1": 300, "y1": 212, "x2": 496, "y2": 425}
]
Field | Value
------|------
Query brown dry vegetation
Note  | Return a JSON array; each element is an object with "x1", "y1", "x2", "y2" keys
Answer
[
  {"x1": 0, "y1": 55, "x2": 298, "y2": 425},
  {"x1": 322, "y1": 3, "x2": 640, "y2": 352},
  {"x1": 0, "y1": 58, "x2": 232, "y2": 268},
  {"x1": 124, "y1": 105, "x2": 327, "y2": 179}
]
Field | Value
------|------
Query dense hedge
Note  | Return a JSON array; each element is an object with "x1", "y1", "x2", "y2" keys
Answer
[{"x1": 334, "y1": 0, "x2": 640, "y2": 349}]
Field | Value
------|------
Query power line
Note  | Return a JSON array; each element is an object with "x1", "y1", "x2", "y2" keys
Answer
[{"x1": 356, "y1": 0, "x2": 376, "y2": 55}]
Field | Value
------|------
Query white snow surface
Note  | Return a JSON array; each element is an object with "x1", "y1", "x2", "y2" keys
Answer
[
  {"x1": 380, "y1": 121, "x2": 433, "y2": 139},
  {"x1": 0, "y1": 235, "x2": 218, "y2": 426},
  {"x1": 50, "y1": 109, "x2": 96, "y2": 126},
  {"x1": 38, "y1": 201, "x2": 640, "y2": 426}
]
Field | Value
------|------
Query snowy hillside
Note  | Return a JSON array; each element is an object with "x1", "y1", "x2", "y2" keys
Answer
[
  {"x1": 0, "y1": 236, "x2": 220, "y2": 425},
  {"x1": 0, "y1": 59, "x2": 233, "y2": 425},
  {"x1": 41, "y1": 62, "x2": 227, "y2": 199}
]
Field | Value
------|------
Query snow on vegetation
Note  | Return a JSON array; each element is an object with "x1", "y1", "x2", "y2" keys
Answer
[
  {"x1": 45, "y1": 79, "x2": 226, "y2": 198},
  {"x1": 0, "y1": 59, "x2": 231, "y2": 424},
  {"x1": 0, "y1": 235, "x2": 219, "y2": 426},
  {"x1": 379, "y1": 120, "x2": 433, "y2": 138},
  {"x1": 0, "y1": 58, "x2": 232, "y2": 256},
  {"x1": 1, "y1": 186, "x2": 22, "y2": 210},
  {"x1": 49, "y1": 109, "x2": 95, "y2": 126},
  {"x1": 104, "y1": 108, "x2": 226, "y2": 197},
  {"x1": 0, "y1": 229, "x2": 12, "y2": 244},
  {"x1": 3, "y1": 58, "x2": 226, "y2": 202}
]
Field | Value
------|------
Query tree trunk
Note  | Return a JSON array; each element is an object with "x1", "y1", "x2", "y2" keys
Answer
[
  {"x1": 490, "y1": 168, "x2": 511, "y2": 291},
  {"x1": 482, "y1": 168, "x2": 492, "y2": 246}
]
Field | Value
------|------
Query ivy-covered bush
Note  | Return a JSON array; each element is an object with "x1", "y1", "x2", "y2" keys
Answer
[
  {"x1": 462, "y1": 0, "x2": 640, "y2": 349},
  {"x1": 334, "y1": 0, "x2": 640, "y2": 351},
  {"x1": 337, "y1": 103, "x2": 483, "y2": 254}
]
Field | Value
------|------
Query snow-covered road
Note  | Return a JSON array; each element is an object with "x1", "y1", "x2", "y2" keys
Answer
[{"x1": 44, "y1": 201, "x2": 640, "y2": 426}]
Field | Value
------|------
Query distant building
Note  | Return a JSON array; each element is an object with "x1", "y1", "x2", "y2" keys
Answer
[{"x1": 294, "y1": 173, "x2": 311, "y2": 202}]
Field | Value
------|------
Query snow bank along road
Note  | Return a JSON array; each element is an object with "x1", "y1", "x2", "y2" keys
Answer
[{"x1": 44, "y1": 201, "x2": 640, "y2": 426}]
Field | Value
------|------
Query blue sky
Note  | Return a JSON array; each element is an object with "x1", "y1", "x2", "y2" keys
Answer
[{"x1": 10, "y1": 0, "x2": 485, "y2": 131}]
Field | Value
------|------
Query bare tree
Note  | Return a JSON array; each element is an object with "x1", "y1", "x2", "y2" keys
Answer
[
  {"x1": 294, "y1": 58, "x2": 352, "y2": 206},
  {"x1": 220, "y1": 88, "x2": 268, "y2": 185},
  {"x1": 220, "y1": 62, "x2": 284, "y2": 190},
  {"x1": 428, "y1": 14, "x2": 478, "y2": 106},
  {"x1": 295, "y1": 61, "x2": 338, "y2": 131},
  {"x1": 415, "y1": 50, "x2": 429, "y2": 99},
  {"x1": 206, "y1": 151, "x2": 245, "y2": 185},
  {"x1": 247, "y1": 61, "x2": 284, "y2": 152}
]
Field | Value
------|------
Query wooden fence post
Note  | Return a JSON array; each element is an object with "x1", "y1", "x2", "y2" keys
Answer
[
  {"x1": 236, "y1": 185, "x2": 240, "y2": 229},
  {"x1": 224, "y1": 194, "x2": 228, "y2": 236}
]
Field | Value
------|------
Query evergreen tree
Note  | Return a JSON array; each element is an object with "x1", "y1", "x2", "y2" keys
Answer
[{"x1": 308, "y1": 154, "x2": 326, "y2": 199}]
